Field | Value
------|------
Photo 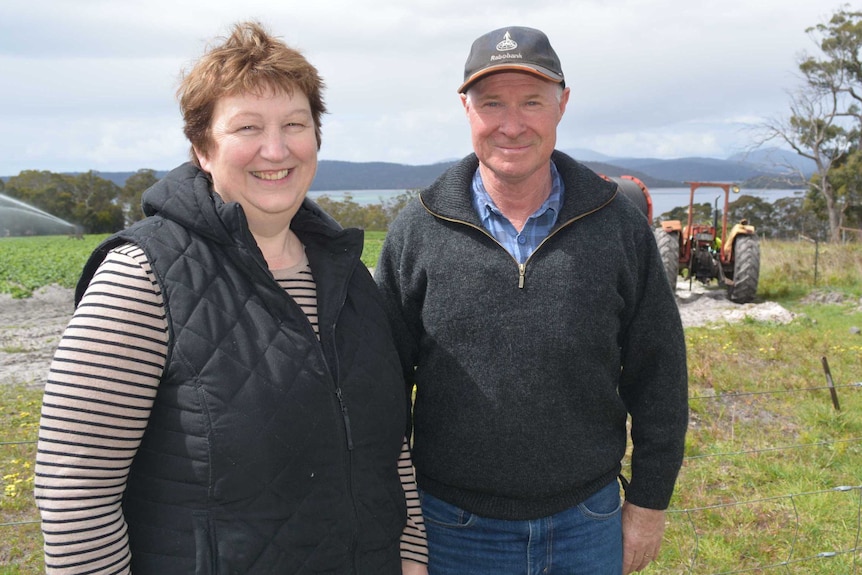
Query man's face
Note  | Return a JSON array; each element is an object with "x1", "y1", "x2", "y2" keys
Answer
[{"x1": 462, "y1": 72, "x2": 569, "y2": 187}]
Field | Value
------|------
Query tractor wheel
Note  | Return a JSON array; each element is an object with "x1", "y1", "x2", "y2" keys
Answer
[
  {"x1": 654, "y1": 228, "x2": 679, "y2": 292},
  {"x1": 728, "y1": 234, "x2": 760, "y2": 303}
]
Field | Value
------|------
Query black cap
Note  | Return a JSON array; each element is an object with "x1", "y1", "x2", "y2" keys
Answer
[{"x1": 458, "y1": 26, "x2": 565, "y2": 93}]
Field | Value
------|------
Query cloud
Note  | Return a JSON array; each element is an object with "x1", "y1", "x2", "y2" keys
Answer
[
  {"x1": 0, "y1": 0, "x2": 844, "y2": 175},
  {"x1": 0, "y1": 115, "x2": 186, "y2": 175}
]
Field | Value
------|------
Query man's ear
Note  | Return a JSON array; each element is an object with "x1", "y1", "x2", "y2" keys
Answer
[{"x1": 559, "y1": 87, "x2": 571, "y2": 116}]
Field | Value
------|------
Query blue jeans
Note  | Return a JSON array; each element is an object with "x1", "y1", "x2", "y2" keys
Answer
[{"x1": 420, "y1": 480, "x2": 623, "y2": 575}]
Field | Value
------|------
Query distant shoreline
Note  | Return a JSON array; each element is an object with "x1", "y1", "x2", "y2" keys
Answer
[{"x1": 307, "y1": 187, "x2": 807, "y2": 216}]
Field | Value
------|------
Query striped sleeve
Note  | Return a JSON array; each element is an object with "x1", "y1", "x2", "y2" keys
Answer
[
  {"x1": 398, "y1": 437, "x2": 428, "y2": 564},
  {"x1": 34, "y1": 243, "x2": 167, "y2": 575}
]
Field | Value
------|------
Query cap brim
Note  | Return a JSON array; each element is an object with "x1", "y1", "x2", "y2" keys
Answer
[{"x1": 458, "y1": 65, "x2": 564, "y2": 93}]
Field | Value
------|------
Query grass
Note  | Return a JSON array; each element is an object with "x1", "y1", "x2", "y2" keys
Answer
[
  {"x1": 362, "y1": 230, "x2": 386, "y2": 269},
  {"x1": 658, "y1": 306, "x2": 862, "y2": 573},
  {"x1": 0, "y1": 385, "x2": 42, "y2": 574},
  {"x1": 1, "y1": 235, "x2": 861, "y2": 573},
  {"x1": 649, "y1": 239, "x2": 862, "y2": 573},
  {"x1": 759, "y1": 239, "x2": 862, "y2": 302}
]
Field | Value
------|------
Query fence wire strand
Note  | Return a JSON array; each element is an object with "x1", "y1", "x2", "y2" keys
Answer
[
  {"x1": 669, "y1": 486, "x2": 861, "y2": 574},
  {"x1": 690, "y1": 381, "x2": 862, "y2": 402}
]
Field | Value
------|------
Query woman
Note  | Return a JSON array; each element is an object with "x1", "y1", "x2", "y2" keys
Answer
[{"x1": 34, "y1": 22, "x2": 427, "y2": 574}]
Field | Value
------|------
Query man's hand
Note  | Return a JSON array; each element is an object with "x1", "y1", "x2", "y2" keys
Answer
[
  {"x1": 622, "y1": 501, "x2": 666, "y2": 574},
  {"x1": 401, "y1": 560, "x2": 428, "y2": 575}
]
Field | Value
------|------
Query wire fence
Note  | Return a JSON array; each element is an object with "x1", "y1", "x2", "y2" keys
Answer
[
  {"x1": 3, "y1": 380, "x2": 861, "y2": 573},
  {"x1": 839, "y1": 226, "x2": 862, "y2": 243},
  {"x1": 650, "y1": 378, "x2": 862, "y2": 574},
  {"x1": 669, "y1": 485, "x2": 861, "y2": 574}
]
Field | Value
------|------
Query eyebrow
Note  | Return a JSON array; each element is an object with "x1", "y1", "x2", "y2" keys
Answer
[
  {"x1": 227, "y1": 109, "x2": 313, "y2": 121},
  {"x1": 476, "y1": 92, "x2": 549, "y2": 101}
]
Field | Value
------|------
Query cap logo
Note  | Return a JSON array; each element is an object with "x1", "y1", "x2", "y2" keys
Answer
[{"x1": 495, "y1": 31, "x2": 518, "y2": 52}]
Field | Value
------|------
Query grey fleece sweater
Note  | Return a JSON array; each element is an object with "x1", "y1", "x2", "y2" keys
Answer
[{"x1": 375, "y1": 151, "x2": 688, "y2": 520}]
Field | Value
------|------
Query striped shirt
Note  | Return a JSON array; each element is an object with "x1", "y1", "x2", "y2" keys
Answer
[
  {"x1": 34, "y1": 243, "x2": 427, "y2": 574},
  {"x1": 471, "y1": 163, "x2": 563, "y2": 263}
]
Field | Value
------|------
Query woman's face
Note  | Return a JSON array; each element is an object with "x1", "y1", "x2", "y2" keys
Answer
[{"x1": 196, "y1": 87, "x2": 318, "y2": 225}]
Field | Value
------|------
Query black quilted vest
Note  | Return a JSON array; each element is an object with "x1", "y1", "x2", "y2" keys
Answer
[{"x1": 76, "y1": 164, "x2": 407, "y2": 574}]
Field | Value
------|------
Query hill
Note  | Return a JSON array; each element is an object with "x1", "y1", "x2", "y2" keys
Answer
[
  {"x1": 1, "y1": 147, "x2": 815, "y2": 191},
  {"x1": 564, "y1": 147, "x2": 815, "y2": 188},
  {"x1": 309, "y1": 160, "x2": 454, "y2": 190},
  {"x1": 20, "y1": 158, "x2": 677, "y2": 191}
]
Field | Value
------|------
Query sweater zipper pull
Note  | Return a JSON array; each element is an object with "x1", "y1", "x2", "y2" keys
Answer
[
  {"x1": 335, "y1": 387, "x2": 355, "y2": 450},
  {"x1": 518, "y1": 263, "x2": 526, "y2": 289}
]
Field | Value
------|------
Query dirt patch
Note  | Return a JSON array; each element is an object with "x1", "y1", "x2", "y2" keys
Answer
[
  {"x1": 674, "y1": 279, "x2": 796, "y2": 329},
  {"x1": 0, "y1": 282, "x2": 797, "y2": 388},
  {"x1": 801, "y1": 289, "x2": 862, "y2": 310},
  {"x1": 0, "y1": 285, "x2": 74, "y2": 388}
]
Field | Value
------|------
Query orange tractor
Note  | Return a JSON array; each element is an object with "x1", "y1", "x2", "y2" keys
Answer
[{"x1": 653, "y1": 181, "x2": 760, "y2": 303}]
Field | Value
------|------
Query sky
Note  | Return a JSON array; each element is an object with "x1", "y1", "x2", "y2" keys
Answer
[{"x1": 0, "y1": 0, "x2": 842, "y2": 176}]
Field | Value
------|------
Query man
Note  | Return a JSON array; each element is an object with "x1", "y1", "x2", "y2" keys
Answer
[{"x1": 375, "y1": 26, "x2": 688, "y2": 575}]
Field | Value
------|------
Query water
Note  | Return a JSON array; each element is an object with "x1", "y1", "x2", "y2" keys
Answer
[
  {"x1": 0, "y1": 193, "x2": 78, "y2": 236},
  {"x1": 307, "y1": 189, "x2": 409, "y2": 206},
  {"x1": 308, "y1": 188, "x2": 807, "y2": 216},
  {"x1": 648, "y1": 187, "x2": 805, "y2": 218}
]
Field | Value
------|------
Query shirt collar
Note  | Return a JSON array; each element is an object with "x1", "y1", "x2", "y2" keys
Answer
[{"x1": 471, "y1": 162, "x2": 564, "y2": 223}]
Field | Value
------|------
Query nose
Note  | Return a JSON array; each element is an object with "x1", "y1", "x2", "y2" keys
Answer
[
  {"x1": 260, "y1": 128, "x2": 290, "y2": 162},
  {"x1": 498, "y1": 107, "x2": 526, "y2": 137}
]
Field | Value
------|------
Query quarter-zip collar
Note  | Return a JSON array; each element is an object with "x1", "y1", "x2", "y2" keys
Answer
[
  {"x1": 420, "y1": 150, "x2": 619, "y2": 230},
  {"x1": 419, "y1": 151, "x2": 619, "y2": 288}
]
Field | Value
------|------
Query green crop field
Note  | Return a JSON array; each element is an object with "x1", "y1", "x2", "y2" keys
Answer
[
  {"x1": 0, "y1": 235, "x2": 109, "y2": 298},
  {"x1": 1, "y1": 235, "x2": 861, "y2": 573},
  {"x1": 0, "y1": 233, "x2": 387, "y2": 299}
]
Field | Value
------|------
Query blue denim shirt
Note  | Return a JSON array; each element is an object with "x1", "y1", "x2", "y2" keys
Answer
[{"x1": 471, "y1": 163, "x2": 563, "y2": 264}]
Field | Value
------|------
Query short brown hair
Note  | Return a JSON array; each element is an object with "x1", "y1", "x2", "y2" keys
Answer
[{"x1": 178, "y1": 21, "x2": 327, "y2": 166}]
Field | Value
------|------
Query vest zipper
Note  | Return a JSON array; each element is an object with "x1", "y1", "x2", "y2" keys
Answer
[
  {"x1": 322, "y1": 259, "x2": 361, "y2": 565},
  {"x1": 421, "y1": 192, "x2": 616, "y2": 289},
  {"x1": 335, "y1": 387, "x2": 354, "y2": 450},
  {"x1": 326, "y1": 265, "x2": 356, "y2": 452},
  {"x1": 257, "y1": 224, "x2": 364, "y2": 563}
]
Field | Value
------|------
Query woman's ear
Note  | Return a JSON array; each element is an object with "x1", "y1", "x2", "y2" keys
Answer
[{"x1": 193, "y1": 146, "x2": 210, "y2": 172}]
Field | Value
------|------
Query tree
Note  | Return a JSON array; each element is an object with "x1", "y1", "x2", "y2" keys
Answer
[
  {"x1": 5, "y1": 170, "x2": 125, "y2": 234},
  {"x1": 382, "y1": 190, "x2": 420, "y2": 224},
  {"x1": 728, "y1": 195, "x2": 773, "y2": 233},
  {"x1": 122, "y1": 169, "x2": 159, "y2": 225},
  {"x1": 759, "y1": 82, "x2": 854, "y2": 242},
  {"x1": 2, "y1": 171, "x2": 78, "y2": 235},
  {"x1": 312, "y1": 190, "x2": 419, "y2": 231},
  {"x1": 654, "y1": 203, "x2": 712, "y2": 227},
  {"x1": 72, "y1": 172, "x2": 124, "y2": 234},
  {"x1": 5, "y1": 170, "x2": 58, "y2": 202},
  {"x1": 771, "y1": 196, "x2": 829, "y2": 240},
  {"x1": 4, "y1": 171, "x2": 78, "y2": 222},
  {"x1": 803, "y1": 6, "x2": 862, "y2": 141},
  {"x1": 314, "y1": 194, "x2": 365, "y2": 229},
  {"x1": 758, "y1": 6, "x2": 862, "y2": 242},
  {"x1": 825, "y1": 148, "x2": 862, "y2": 230}
]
